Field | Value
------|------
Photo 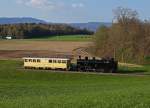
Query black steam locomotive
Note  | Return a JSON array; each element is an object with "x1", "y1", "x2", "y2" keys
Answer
[
  {"x1": 71, "y1": 56, "x2": 118, "y2": 73},
  {"x1": 72, "y1": 56, "x2": 118, "y2": 73}
]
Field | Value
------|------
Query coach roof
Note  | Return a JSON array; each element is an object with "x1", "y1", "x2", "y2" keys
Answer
[{"x1": 23, "y1": 57, "x2": 70, "y2": 60}]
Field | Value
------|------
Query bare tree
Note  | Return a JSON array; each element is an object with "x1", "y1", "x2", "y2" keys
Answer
[
  {"x1": 92, "y1": 7, "x2": 150, "y2": 64},
  {"x1": 113, "y1": 7, "x2": 139, "y2": 25}
]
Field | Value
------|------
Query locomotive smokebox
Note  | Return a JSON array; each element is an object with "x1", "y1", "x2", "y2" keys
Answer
[
  {"x1": 85, "y1": 57, "x2": 88, "y2": 60},
  {"x1": 93, "y1": 57, "x2": 96, "y2": 60},
  {"x1": 79, "y1": 56, "x2": 81, "y2": 59}
]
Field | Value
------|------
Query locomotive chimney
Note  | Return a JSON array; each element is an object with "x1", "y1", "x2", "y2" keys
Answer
[
  {"x1": 93, "y1": 57, "x2": 96, "y2": 60},
  {"x1": 85, "y1": 56, "x2": 88, "y2": 60},
  {"x1": 79, "y1": 56, "x2": 81, "y2": 59}
]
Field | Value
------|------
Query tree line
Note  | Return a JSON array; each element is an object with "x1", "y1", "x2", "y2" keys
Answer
[
  {"x1": 0, "y1": 23, "x2": 93, "y2": 39},
  {"x1": 92, "y1": 7, "x2": 150, "y2": 64}
]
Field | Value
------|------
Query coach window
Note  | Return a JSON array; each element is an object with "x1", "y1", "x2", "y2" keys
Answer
[
  {"x1": 25, "y1": 59, "x2": 28, "y2": 62},
  {"x1": 37, "y1": 59, "x2": 41, "y2": 63},
  {"x1": 62, "y1": 60, "x2": 66, "y2": 63},
  {"x1": 49, "y1": 60, "x2": 52, "y2": 63},
  {"x1": 53, "y1": 60, "x2": 57, "y2": 63},
  {"x1": 29, "y1": 59, "x2": 32, "y2": 62},
  {"x1": 58, "y1": 60, "x2": 61, "y2": 63},
  {"x1": 33, "y1": 59, "x2": 36, "y2": 62}
]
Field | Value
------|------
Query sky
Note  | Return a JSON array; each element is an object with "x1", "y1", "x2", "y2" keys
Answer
[{"x1": 0, "y1": 0, "x2": 150, "y2": 23}]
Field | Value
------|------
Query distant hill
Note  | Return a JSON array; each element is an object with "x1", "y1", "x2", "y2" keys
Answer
[
  {"x1": 0, "y1": 17, "x2": 47, "y2": 24},
  {"x1": 69, "y1": 22, "x2": 112, "y2": 32},
  {"x1": 0, "y1": 17, "x2": 111, "y2": 32}
]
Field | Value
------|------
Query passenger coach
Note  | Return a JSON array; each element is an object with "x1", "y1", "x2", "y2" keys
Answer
[
  {"x1": 23, "y1": 57, "x2": 71, "y2": 70},
  {"x1": 23, "y1": 56, "x2": 118, "y2": 73}
]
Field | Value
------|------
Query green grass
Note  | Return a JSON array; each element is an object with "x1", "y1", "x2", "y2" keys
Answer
[
  {"x1": 118, "y1": 65, "x2": 150, "y2": 74},
  {"x1": 29, "y1": 35, "x2": 92, "y2": 41},
  {"x1": 0, "y1": 60, "x2": 150, "y2": 108},
  {"x1": 0, "y1": 35, "x2": 92, "y2": 42}
]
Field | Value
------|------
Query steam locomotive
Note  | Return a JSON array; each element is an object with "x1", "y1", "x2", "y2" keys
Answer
[
  {"x1": 72, "y1": 56, "x2": 118, "y2": 73},
  {"x1": 23, "y1": 56, "x2": 118, "y2": 73}
]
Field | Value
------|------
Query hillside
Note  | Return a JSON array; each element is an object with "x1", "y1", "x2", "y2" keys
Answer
[
  {"x1": 0, "y1": 23, "x2": 93, "y2": 39},
  {"x1": 0, "y1": 17, "x2": 111, "y2": 32},
  {"x1": 0, "y1": 17, "x2": 47, "y2": 24},
  {"x1": 70, "y1": 22, "x2": 112, "y2": 32}
]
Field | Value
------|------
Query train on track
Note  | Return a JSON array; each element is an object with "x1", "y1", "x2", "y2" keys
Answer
[{"x1": 23, "y1": 56, "x2": 118, "y2": 73}]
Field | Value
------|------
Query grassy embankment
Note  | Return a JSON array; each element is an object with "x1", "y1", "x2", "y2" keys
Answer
[{"x1": 0, "y1": 60, "x2": 150, "y2": 108}]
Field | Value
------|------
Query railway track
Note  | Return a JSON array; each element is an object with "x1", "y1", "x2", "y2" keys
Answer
[{"x1": 19, "y1": 68, "x2": 150, "y2": 77}]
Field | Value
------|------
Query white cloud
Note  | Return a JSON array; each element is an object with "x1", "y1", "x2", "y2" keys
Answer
[
  {"x1": 72, "y1": 3, "x2": 84, "y2": 8},
  {"x1": 16, "y1": 0, "x2": 25, "y2": 4},
  {"x1": 16, "y1": 0, "x2": 58, "y2": 10},
  {"x1": 16, "y1": 0, "x2": 85, "y2": 10}
]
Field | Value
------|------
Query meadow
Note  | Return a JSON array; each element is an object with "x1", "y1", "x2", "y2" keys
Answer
[
  {"x1": 0, "y1": 60, "x2": 150, "y2": 108},
  {"x1": 29, "y1": 35, "x2": 92, "y2": 41}
]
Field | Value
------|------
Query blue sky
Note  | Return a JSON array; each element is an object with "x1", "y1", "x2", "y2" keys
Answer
[{"x1": 0, "y1": 0, "x2": 150, "y2": 23}]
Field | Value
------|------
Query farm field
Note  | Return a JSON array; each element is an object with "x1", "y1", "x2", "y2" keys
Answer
[
  {"x1": 0, "y1": 39, "x2": 91, "y2": 59},
  {"x1": 0, "y1": 60, "x2": 150, "y2": 108},
  {"x1": 30, "y1": 35, "x2": 92, "y2": 41},
  {"x1": 0, "y1": 40, "x2": 91, "y2": 51}
]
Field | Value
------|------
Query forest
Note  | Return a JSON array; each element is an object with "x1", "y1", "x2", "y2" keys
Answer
[
  {"x1": 0, "y1": 23, "x2": 93, "y2": 39},
  {"x1": 92, "y1": 7, "x2": 150, "y2": 64}
]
